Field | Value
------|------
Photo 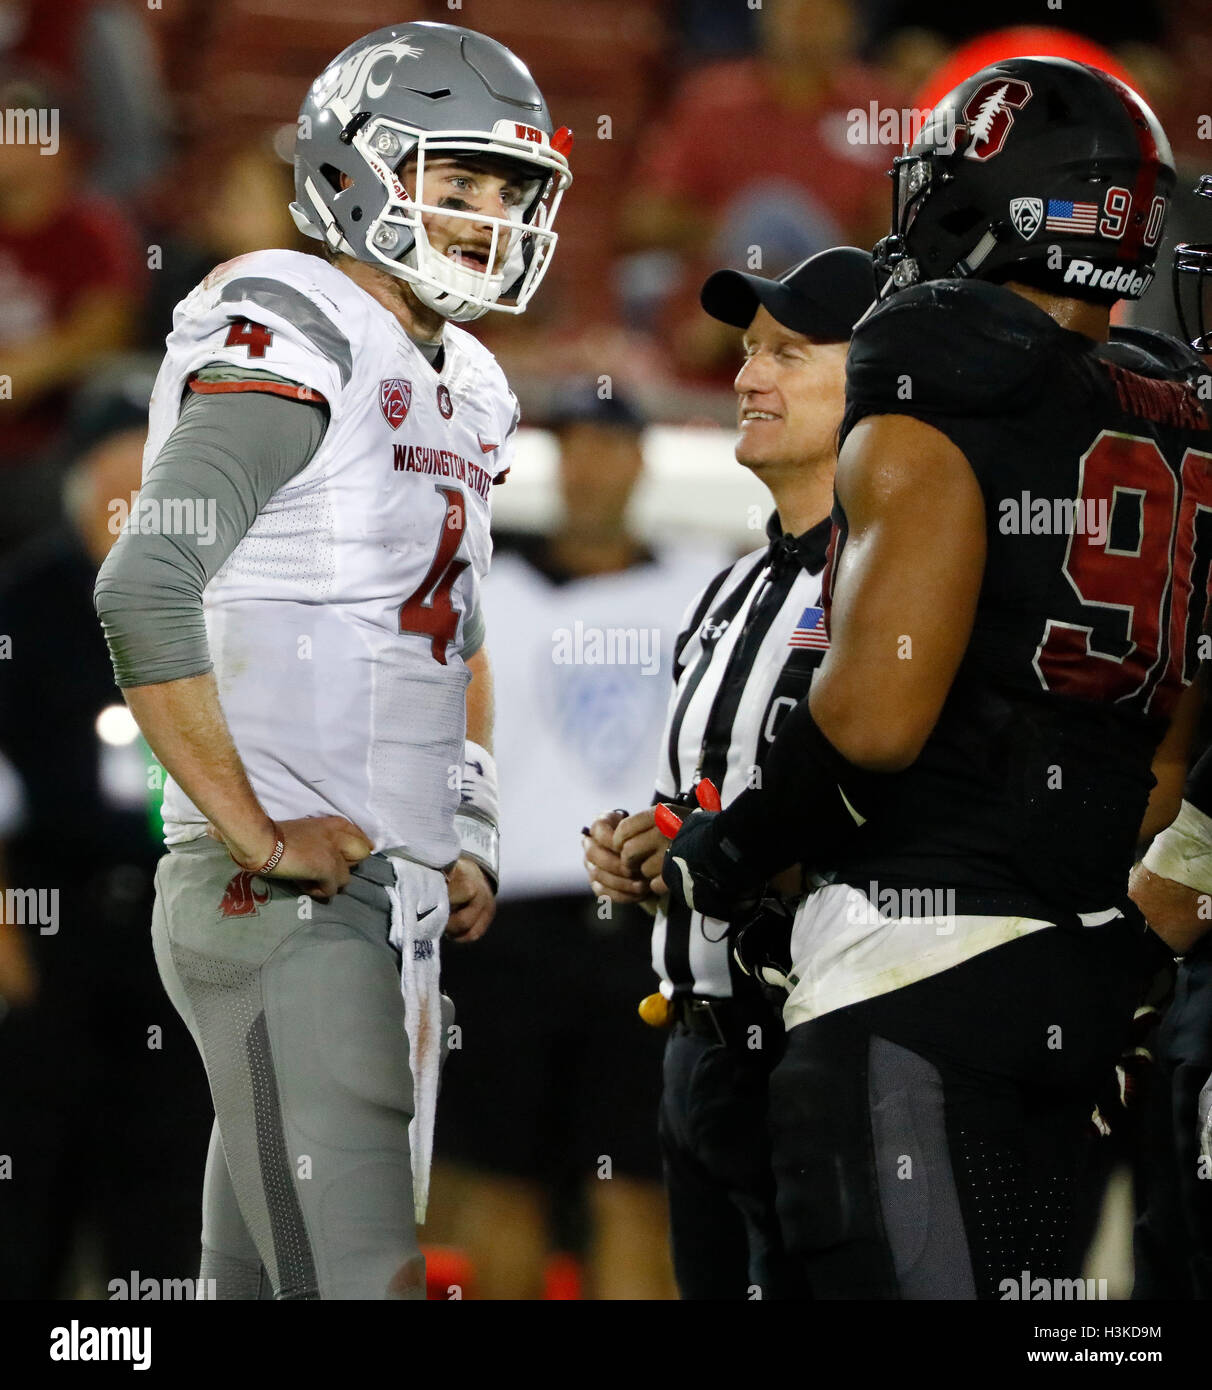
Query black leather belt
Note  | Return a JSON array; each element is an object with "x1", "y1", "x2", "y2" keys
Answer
[{"x1": 673, "y1": 994, "x2": 780, "y2": 1055}]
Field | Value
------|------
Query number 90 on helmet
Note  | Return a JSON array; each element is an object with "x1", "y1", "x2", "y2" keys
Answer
[{"x1": 290, "y1": 21, "x2": 573, "y2": 323}]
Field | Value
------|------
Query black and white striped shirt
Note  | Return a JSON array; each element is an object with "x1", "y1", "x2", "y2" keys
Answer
[{"x1": 651, "y1": 512, "x2": 832, "y2": 998}]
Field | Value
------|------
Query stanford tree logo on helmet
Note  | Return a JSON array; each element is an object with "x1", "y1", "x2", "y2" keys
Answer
[
  {"x1": 873, "y1": 56, "x2": 1174, "y2": 306},
  {"x1": 290, "y1": 21, "x2": 573, "y2": 323}
]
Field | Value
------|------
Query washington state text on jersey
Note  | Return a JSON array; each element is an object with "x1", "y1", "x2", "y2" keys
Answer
[{"x1": 392, "y1": 443, "x2": 496, "y2": 499}]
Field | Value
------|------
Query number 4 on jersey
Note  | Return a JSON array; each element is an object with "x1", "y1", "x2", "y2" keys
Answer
[
  {"x1": 399, "y1": 485, "x2": 469, "y2": 664},
  {"x1": 224, "y1": 318, "x2": 274, "y2": 357}
]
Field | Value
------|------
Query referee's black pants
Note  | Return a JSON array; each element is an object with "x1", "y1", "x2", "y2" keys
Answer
[
  {"x1": 767, "y1": 917, "x2": 1168, "y2": 1299},
  {"x1": 1133, "y1": 936, "x2": 1212, "y2": 1299},
  {"x1": 658, "y1": 1018, "x2": 807, "y2": 1300}
]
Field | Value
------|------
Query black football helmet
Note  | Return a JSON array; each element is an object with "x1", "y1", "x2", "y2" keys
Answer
[
  {"x1": 1174, "y1": 174, "x2": 1212, "y2": 353},
  {"x1": 874, "y1": 56, "x2": 1175, "y2": 304}
]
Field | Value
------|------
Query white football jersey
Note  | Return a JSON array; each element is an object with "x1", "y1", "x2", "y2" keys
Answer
[{"x1": 146, "y1": 249, "x2": 518, "y2": 867}]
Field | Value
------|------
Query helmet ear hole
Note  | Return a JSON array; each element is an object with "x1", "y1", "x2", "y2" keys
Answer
[
  {"x1": 351, "y1": 207, "x2": 363, "y2": 222},
  {"x1": 939, "y1": 207, "x2": 984, "y2": 238},
  {"x1": 318, "y1": 163, "x2": 345, "y2": 193}
]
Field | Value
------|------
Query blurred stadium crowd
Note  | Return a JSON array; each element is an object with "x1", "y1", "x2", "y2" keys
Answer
[
  {"x1": 1, "y1": 0, "x2": 1212, "y2": 1300},
  {"x1": 3, "y1": 0, "x2": 1211, "y2": 515}
]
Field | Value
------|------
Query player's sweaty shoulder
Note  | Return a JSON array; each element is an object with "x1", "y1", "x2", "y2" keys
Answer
[{"x1": 848, "y1": 278, "x2": 1054, "y2": 415}]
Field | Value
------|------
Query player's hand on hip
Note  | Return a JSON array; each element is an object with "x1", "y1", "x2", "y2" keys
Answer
[
  {"x1": 210, "y1": 814, "x2": 373, "y2": 900},
  {"x1": 584, "y1": 809, "x2": 652, "y2": 903},
  {"x1": 612, "y1": 808, "x2": 668, "y2": 896},
  {"x1": 446, "y1": 856, "x2": 495, "y2": 944}
]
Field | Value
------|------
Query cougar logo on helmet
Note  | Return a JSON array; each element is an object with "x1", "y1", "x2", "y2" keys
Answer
[{"x1": 319, "y1": 36, "x2": 424, "y2": 109}]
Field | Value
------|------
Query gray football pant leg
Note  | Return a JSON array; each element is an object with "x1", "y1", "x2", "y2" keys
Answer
[
  {"x1": 199, "y1": 1121, "x2": 273, "y2": 1299},
  {"x1": 152, "y1": 839, "x2": 425, "y2": 1300}
]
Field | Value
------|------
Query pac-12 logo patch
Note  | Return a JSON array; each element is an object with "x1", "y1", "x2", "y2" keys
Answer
[
  {"x1": 436, "y1": 384, "x2": 454, "y2": 419},
  {"x1": 380, "y1": 378, "x2": 413, "y2": 430},
  {"x1": 1009, "y1": 197, "x2": 1043, "y2": 239}
]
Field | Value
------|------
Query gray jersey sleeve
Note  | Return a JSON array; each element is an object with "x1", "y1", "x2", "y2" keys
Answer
[
  {"x1": 94, "y1": 385, "x2": 328, "y2": 688},
  {"x1": 461, "y1": 600, "x2": 485, "y2": 660}
]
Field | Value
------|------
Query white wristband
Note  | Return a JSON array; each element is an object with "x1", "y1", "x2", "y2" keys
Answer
[
  {"x1": 457, "y1": 741, "x2": 499, "y2": 890},
  {"x1": 1142, "y1": 799, "x2": 1212, "y2": 896}
]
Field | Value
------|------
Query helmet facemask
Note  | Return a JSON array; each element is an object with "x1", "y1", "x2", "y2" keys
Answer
[
  {"x1": 874, "y1": 135, "x2": 1002, "y2": 298},
  {"x1": 293, "y1": 102, "x2": 572, "y2": 323},
  {"x1": 1174, "y1": 174, "x2": 1212, "y2": 355}
]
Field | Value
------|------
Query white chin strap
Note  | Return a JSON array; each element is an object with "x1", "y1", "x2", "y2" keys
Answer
[{"x1": 406, "y1": 242, "x2": 506, "y2": 323}]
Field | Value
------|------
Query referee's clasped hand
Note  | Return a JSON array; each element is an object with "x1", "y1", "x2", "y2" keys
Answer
[{"x1": 583, "y1": 808, "x2": 665, "y2": 903}]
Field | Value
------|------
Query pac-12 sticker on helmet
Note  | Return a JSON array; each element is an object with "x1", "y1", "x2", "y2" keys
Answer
[{"x1": 1010, "y1": 197, "x2": 1043, "y2": 239}]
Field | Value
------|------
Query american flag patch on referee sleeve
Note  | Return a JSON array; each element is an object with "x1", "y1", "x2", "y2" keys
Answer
[{"x1": 789, "y1": 606, "x2": 829, "y2": 651}]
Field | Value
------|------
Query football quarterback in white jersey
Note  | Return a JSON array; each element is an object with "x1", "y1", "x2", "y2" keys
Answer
[{"x1": 95, "y1": 22, "x2": 570, "y2": 1299}]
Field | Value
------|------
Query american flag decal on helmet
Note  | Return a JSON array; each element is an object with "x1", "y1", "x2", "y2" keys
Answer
[{"x1": 789, "y1": 606, "x2": 829, "y2": 651}]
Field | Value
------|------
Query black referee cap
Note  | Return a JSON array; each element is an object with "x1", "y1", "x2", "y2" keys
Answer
[
  {"x1": 61, "y1": 358, "x2": 156, "y2": 461},
  {"x1": 700, "y1": 246, "x2": 876, "y2": 342},
  {"x1": 547, "y1": 378, "x2": 645, "y2": 432}
]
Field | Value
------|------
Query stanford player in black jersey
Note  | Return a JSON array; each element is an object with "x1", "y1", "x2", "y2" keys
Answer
[{"x1": 658, "y1": 57, "x2": 1211, "y2": 1298}]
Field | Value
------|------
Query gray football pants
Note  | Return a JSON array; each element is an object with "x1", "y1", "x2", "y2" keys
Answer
[{"x1": 151, "y1": 837, "x2": 440, "y2": 1300}]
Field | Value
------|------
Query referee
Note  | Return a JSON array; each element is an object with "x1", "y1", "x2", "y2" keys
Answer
[
  {"x1": 1129, "y1": 741, "x2": 1212, "y2": 1297},
  {"x1": 584, "y1": 246, "x2": 875, "y2": 1299}
]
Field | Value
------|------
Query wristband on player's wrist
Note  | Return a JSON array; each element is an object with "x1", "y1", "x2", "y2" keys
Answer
[
  {"x1": 1142, "y1": 799, "x2": 1212, "y2": 895},
  {"x1": 457, "y1": 741, "x2": 500, "y2": 893},
  {"x1": 235, "y1": 822, "x2": 286, "y2": 875}
]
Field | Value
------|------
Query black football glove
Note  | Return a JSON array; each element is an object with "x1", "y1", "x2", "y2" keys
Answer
[
  {"x1": 732, "y1": 895, "x2": 796, "y2": 1008},
  {"x1": 660, "y1": 806, "x2": 762, "y2": 923}
]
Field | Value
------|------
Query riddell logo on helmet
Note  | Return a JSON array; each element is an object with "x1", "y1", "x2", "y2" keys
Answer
[{"x1": 1063, "y1": 260, "x2": 1154, "y2": 296}]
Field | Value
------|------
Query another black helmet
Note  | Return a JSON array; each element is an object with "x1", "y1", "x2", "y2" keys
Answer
[
  {"x1": 874, "y1": 56, "x2": 1175, "y2": 305},
  {"x1": 1174, "y1": 174, "x2": 1212, "y2": 353}
]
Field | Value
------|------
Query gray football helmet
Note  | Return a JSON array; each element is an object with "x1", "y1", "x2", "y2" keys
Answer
[{"x1": 291, "y1": 21, "x2": 572, "y2": 322}]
